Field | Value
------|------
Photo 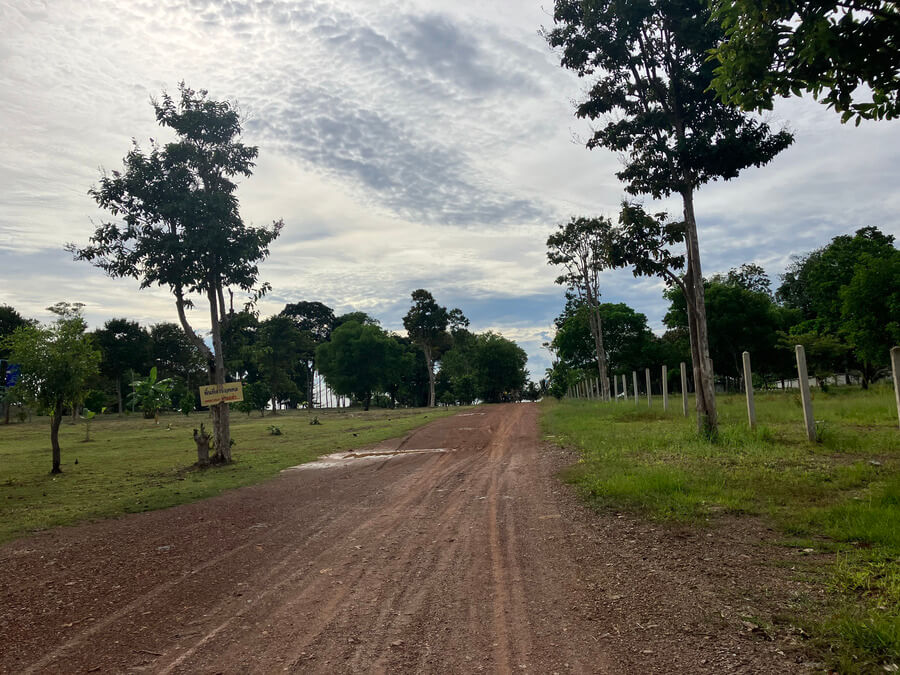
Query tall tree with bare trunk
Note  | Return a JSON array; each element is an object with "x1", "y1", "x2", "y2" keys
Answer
[
  {"x1": 547, "y1": 216, "x2": 613, "y2": 400},
  {"x1": 403, "y1": 290, "x2": 448, "y2": 408},
  {"x1": 70, "y1": 83, "x2": 282, "y2": 463},
  {"x1": 547, "y1": 0, "x2": 793, "y2": 436}
]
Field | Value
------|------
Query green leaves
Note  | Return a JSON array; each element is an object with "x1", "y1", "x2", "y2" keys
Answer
[
  {"x1": 0, "y1": 307, "x2": 101, "y2": 412},
  {"x1": 128, "y1": 368, "x2": 174, "y2": 417},
  {"x1": 709, "y1": 0, "x2": 900, "y2": 123},
  {"x1": 69, "y1": 82, "x2": 282, "y2": 299},
  {"x1": 548, "y1": 0, "x2": 794, "y2": 197}
]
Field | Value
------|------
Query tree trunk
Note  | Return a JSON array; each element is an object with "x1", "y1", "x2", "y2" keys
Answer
[
  {"x1": 207, "y1": 286, "x2": 231, "y2": 463},
  {"x1": 424, "y1": 345, "x2": 436, "y2": 407},
  {"x1": 116, "y1": 375, "x2": 123, "y2": 415},
  {"x1": 587, "y1": 303, "x2": 610, "y2": 401},
  {"x1": 682, "y1": 189, "x2": 718, "y2": 437},
  {"x1": 194, "y1": 423, "x2": 211, "y2": 467},
  {"x1": 364, "y1": 393, "x2": 371, "y2": 411},
  {"x1": 50, "y1": 399, "x2": 63, "y2": 474}
]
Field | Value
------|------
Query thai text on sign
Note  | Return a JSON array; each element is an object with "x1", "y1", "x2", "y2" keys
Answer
[{"x1": 199, "y1": 381, "x2": 244, "y2": 405}]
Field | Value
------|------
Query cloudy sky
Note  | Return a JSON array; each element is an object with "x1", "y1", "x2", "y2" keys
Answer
[{"x1": 1, "y1": 0, "x2": 898, "y2": 377}]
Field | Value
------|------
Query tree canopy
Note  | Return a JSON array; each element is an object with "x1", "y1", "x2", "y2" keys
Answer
[
  {"x1": 471, "y1": 332, "x2": 528, "y2": 403},
  {"x1": 94, "y1": 318, "x2": 152, "y2": 413},
  {"x1": 840, "y1": 250, "x2": 900, "y2": 370},
  {"x1": 1, "y1": 305, "x2": 101, "y2": 472},
  {"x1": 403, "y1": 289, "x2": 449, "y2": 407},
  {"x1": 315, "y1": 321, "x2": 405, "y2": 410},
  {"x1": 710, "y1": 0, "x2": 900, "y2": 123}
]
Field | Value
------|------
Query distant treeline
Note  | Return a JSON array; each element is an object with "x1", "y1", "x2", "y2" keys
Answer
[
  {"x1": 0, "y1": 290, "x2": 533, "y2": 419},
  {"x1": 546, "y1": 226, "x2": 899, "y2": 397}
]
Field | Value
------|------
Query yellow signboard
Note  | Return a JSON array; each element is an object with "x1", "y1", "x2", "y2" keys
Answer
[{"x1": 199, "y1": 381, "x2": 244, "y2": 406}]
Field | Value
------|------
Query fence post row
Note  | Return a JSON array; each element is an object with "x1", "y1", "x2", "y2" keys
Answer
[
  {"x1": 795, "y1": 344, "x2": 816, "y2": 442},
  {"x1": 562, "y1": 347, "x2": 898, "y2": 436},
  {"x1": 742, "y1": 350, "x2": 756, "y2": 430}
]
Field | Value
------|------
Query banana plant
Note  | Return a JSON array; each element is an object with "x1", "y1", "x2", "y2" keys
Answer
[
  {"x1": 128, "y1": 367, "x2": 173, "y2": 424},
  {"x1": 80, "y1": 405, "x2": 106, "y2": 441}
]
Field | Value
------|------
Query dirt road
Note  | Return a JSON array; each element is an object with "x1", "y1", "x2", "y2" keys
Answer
[{"x1": 0, "y1": 404, "x2": 802, "y2": 673}]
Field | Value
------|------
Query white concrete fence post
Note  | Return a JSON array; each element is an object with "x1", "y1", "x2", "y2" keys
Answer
[
  {"x1": 743, "y1": 351, "x2": 756, "y2": 430},
  {"x1": 632, "y1": 371, "x2": 639, "y2": 405},
  {"x1": 891, "y1": 346, "x2": 900, "y2": 430},
  {"x1": 680, "y1": 361, "x2": 688, "y2": 417},
  {"x1": 622, "y1": 374, "x2": 627, "y2": 403},
  {"x1": 662, "y1": 365, "x2": 668, "y2": 411},
  {"x1": 796, "y1": 345, "x2": 816, "y2": 442},
  {"x1": 645, "y1": 368, "x2": 652, "y2": 407},
  {"x1": 613, "y1": 374, "x2": 619, "y2": 402}
]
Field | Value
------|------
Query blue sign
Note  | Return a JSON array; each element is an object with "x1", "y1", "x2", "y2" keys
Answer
[{"x1": 5, "y1": 364, "x2": 20, "y2": 387}]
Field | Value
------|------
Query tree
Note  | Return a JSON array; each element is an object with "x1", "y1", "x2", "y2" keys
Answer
[
  {"x1": 221, "y1": 310, "x2": 260, "y2": 382},
  {"x1": 718, "y1": 263, "x2": 773, "y2": 297},
  {"x1": 150, "y1": 322, "x2": 206, "y2": 387},
  {"x1": 393, "y1": 337, "x2": 431, "y2": 407},
  {"x1": 402, "y1": 290, "x2": 449, "y2": 407},
  {"x1": 0, "y1": 305, "x2": 28, "y2": 348},
  {"x1": 547, "y1": 217, "x2": 614, "y2": 400},
  {"x1": 664, "y1": 274, "x2": 788, "y2": 385},
  {"x1": 256, "y1": 315, "x2": 310, "y2": 412},
  {"x1": 94, "y1": 318, "x2": 152, "y2": 414},
  {"x1": 547, "y1": 0, "x2": 794, "y2": 435},
  {"x1": 0, "y1": 305, "x2": 29, "y2": 425},
  {"x1": 280, "y1": 301, "x2": 335, "y2": 407},
  {"x1": 777, "y1": 227, "x2": 897, "y2": 333},
  {"x1": 472, "y1": 332, "x2": 528, "y2": 403},
  {"x1": 129, "y1": 366, "x2": 174, "y2": 423},
  {"x1": 710, "y1": 0, "x2": 900, "y2": 123},
  {"x1": 0, "y1": 305, "x2": 101, "y2": 473},
  {"x1": 439, "y1": 309, "x2": 478, "y2": 405},
  {"x1": 69, "y1": 84, "x2": 282, "y2": 464},
  {"x1": 840, "y1": 250, "x2": 900, "y2": 376},
  {"x1": 315, "y1": 321, "x2": 404, "y2": 410},
  {"x1": 234, "y1": 380, "x2": 271, "y2": 417},
  {"x1": 553, "y1": 299, "x2": 657, "y2": 378}
]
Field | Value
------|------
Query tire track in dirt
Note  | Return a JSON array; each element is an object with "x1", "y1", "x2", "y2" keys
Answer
[{"x1": 156, "y1": 417, "x2": 502, "y2": 673}]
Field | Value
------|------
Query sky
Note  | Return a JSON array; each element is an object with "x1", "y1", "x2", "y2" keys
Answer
[{"x1": 1, "y1": 0, "x2": 898, "y2": 378}]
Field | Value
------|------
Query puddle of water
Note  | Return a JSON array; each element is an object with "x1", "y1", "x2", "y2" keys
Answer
[{"x1": 283, "y1": 447, "x2": 452, "y2": 472}]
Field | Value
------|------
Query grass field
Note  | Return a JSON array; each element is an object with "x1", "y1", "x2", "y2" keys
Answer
[
  {"x1": 0, "y1": 406, "x2": 457, "y2": 545},
  {"x1": 541, "y1": 385, "x2": 899, "y2": 672}
]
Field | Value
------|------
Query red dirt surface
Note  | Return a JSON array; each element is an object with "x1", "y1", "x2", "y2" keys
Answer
[{"x1": 0, "y1": 404, "x2": 809, "y2": 673}]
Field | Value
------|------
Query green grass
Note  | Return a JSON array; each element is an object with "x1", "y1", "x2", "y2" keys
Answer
[
  {"x1": 0, "y1": 406, "x2": 458, "y2": 545},
  {"x1": 541, "y1": 385, "x2": 900, "y2": 672}
]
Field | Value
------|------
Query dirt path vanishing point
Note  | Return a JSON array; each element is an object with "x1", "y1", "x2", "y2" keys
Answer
[{"x1": 1, "y1": 404, "x2": 808, "y2": 673}]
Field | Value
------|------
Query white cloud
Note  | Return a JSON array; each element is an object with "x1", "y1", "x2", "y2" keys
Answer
[{"x1": 1, "y1": 0, "x2": 898, "y2": 376}]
